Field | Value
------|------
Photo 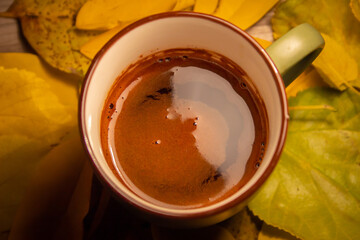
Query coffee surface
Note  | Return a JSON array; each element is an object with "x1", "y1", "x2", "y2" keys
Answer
[{"x1": 101, "y1": 49, "x2": 268, "y2": 209}]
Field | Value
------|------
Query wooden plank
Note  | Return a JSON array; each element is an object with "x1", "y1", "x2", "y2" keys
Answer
[{"x1": 0, "y1": 0, "x2": 31, "y2": 53}]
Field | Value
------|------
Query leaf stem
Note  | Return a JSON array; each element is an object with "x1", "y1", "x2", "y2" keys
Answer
[
  {"x1": 288, "y1": 105, "x2": 337, "y2": 111},
  {"x1": 0, "y1": 12, "x2": 17, "y2": 18}
]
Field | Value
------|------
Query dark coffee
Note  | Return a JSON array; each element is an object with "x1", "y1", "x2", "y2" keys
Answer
[{"x1": 101, "y1": 49, "x2": 268, "y2": 209}]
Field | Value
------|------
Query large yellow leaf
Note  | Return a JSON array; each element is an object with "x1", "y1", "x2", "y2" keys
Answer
[
  {"x1": 214, "y1": 0, "x2": 245, "y2": 21},
  {"x1": 229, "y1": 0, "x2": 279, "y2": 30},
  {"x1": 254, "y1": 37, "x2": 272, "y2": 48},
  {"x1": 214, "y1": 0, "x2": 278, "y2": 30},
  {"x1": 76, "y1": 0, "x2": 177, "y2": 30},
  {"x1": 0, "y1": 55, "x2": 78, "y2": 235},
  {"x1": 78, "y1": 0, "x2": 195, "y2": 58},
  {"x1": 193, "y1": 0, "x2": 218, "y2": 14},
  {"x1": 0, "y1": 53, "x2": 79, "y2": 115},
  {"x1": 173, "y1": 0, "x2": 195, "y2": 11},
  {"x1": 286, "y1": 66, "x2": 327, "y2": 98},
  {"x1": 312, "y1": 34, "x2": 358, "y2": 91},
  {"x1": 80, "y1": 23, "x2": 131, "y2": 59}
]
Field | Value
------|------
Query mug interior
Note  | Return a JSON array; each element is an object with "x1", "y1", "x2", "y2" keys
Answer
[{"x1": 80, "y1": 12, "x2": 288, "y2": 217}]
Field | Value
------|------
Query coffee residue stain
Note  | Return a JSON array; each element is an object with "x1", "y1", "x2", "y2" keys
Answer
[
  {"x1": 145, "y1": 94, "x2": 160, "y2": 100},
  {"x1": 156, "y1": 87, "x2": 172, "y2": 95},
  {"x1": 202, "y1": 171, "x2": 222, "y2": 185}
]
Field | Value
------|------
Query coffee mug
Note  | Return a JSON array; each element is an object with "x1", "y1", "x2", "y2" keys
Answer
[{"x1": 79, "y1": 12, "x2": 324, "y2": 228}]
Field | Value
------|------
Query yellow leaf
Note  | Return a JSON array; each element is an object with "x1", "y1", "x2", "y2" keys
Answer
[
  {"x1": 254, "y1": 37, "x2": 272, "y2": 48},
  {"x1": 286, "y1": 66, "x2": 327, "y2": 98},
  {"x1": 229, "y1": 0, "x2": 279, "y2": 29},
  {"x1": 80, "y1": 0, "x2": 195, "y2": 59},
  {"x1": 350, "y1": 0, "x2": 360, "y2": 22},
  {"x1": 193, "y1": 0, "x2": 218, "y2": 14},
  {"x1": 313, "y1": 33, "x2": 359, "y2": 91},
  {"x1": 152, "y1": 224, "x2": 235, "y2": 240},
  {"x1": 21, "y1": 16, "x2": 99, "y2": 75},
  {"x1": 214, "y1": 0, "x2": 245, "y2": 21},
  {"x1": 80, "y1": 23, "x2": 131, "y2": 59},
  {"x1": 4, "y1": 0, "x2": 99, "y2": 76},
  {"x1": 0, "y1": 53, "x2": 79, "y2": 115},
  {"x1": 0, "y1": 67, "x2": 75, "y2": 144},
  {"x1": 76, "y1": 0, "x2": 177, "y2": 30},
  {"x1": 0, "y1": 66, "x2": 77, "y2": 234},
  {"x1": 8, "y1": 134, "x2": 91, "y2": 240},
  {"x1": 173, "y1": 0, "x2": 195, "y2": 11},
  {"x1": 258, "y1": 223, "x2": 300, "y2": 240},
  {"x1": 214, "y1": 0, "x2": 278, "y2": 29}
]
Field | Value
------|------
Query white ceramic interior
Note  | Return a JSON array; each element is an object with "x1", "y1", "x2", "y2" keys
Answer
[{"x1": 80, "y1": 13, "x2": 288, "y2": 217}]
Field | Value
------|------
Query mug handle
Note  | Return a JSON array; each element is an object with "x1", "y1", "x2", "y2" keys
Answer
[{"x1": 265, "y1": 23, "x2": 325, "y2": 87}]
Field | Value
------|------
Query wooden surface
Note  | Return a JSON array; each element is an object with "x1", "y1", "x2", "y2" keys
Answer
[
  {"x1": 0, "y1": 0, "x2": 274, "y2": 54},
  {"x1": 0, "y1": 0, "x2": 32, "y2": 53}
]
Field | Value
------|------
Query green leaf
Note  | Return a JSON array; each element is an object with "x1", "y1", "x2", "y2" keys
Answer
[
  {"x1": 248, "y1": 88, "x2": 360, "y2": 240},
  {"x1": 272, "y1": 0, "x2": 360, "y2": 92}
]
